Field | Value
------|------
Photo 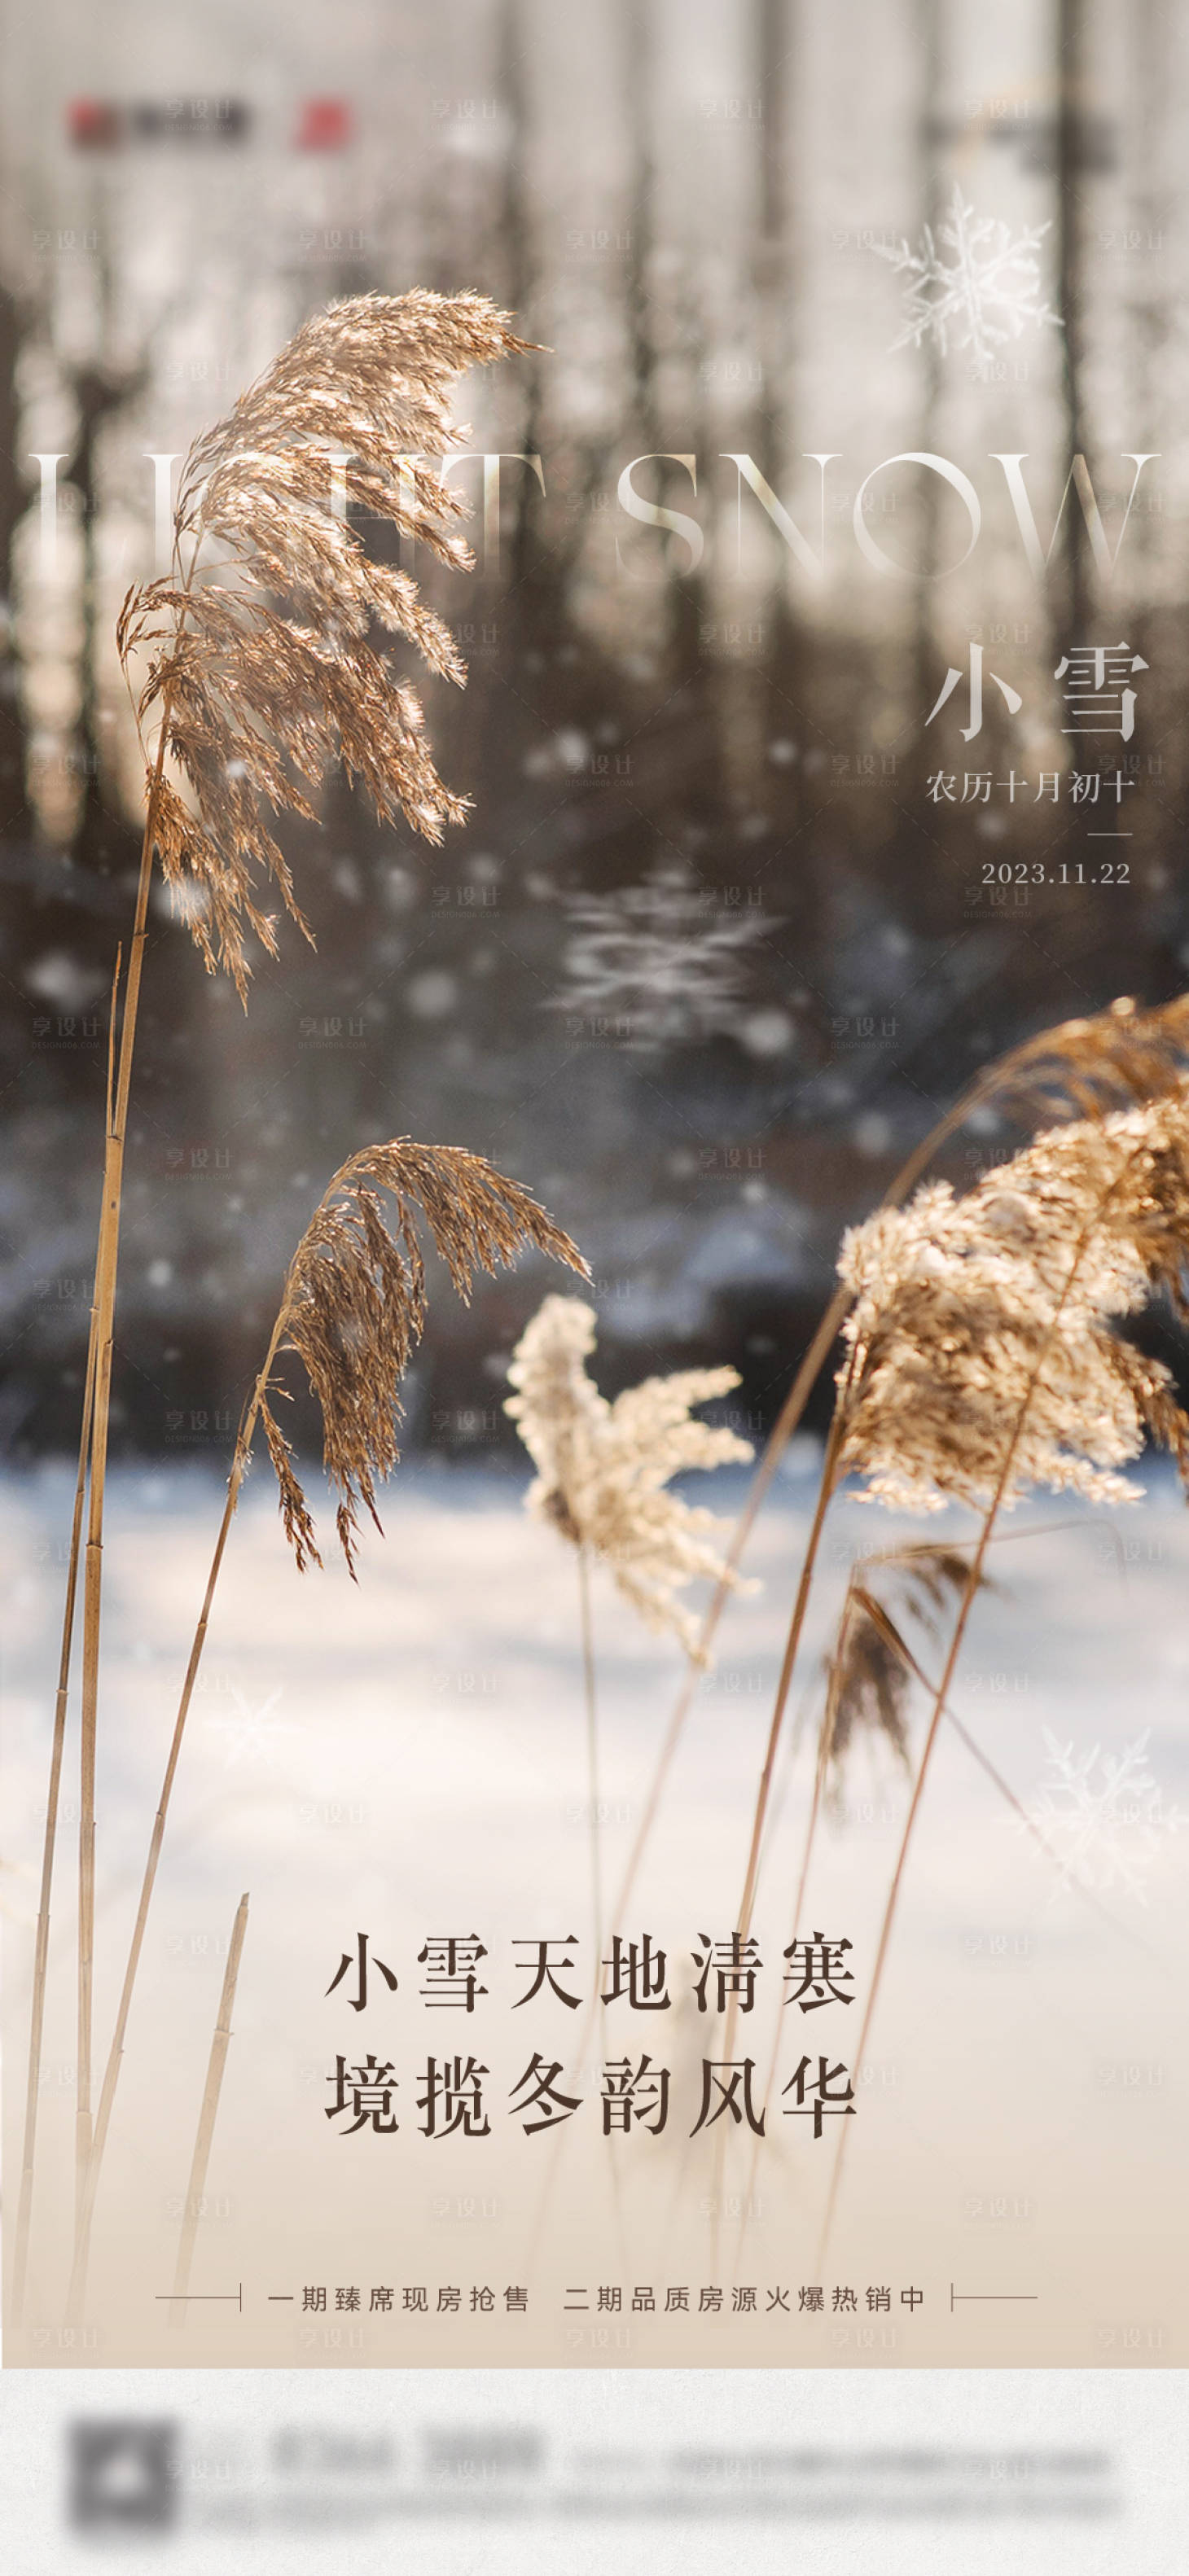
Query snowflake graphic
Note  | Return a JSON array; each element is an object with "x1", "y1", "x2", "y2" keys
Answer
[
  {"x1": 548, "y1": 875, "x2": 779, "y2": 1050},
  {"x1": 876, "y1": 186, "x2": 1063, "y2": 367},
  {"x1": 1023, "y1": 1728, "x2": 1187, "y2": 1905},
  {"x1": 203, "y1": 1682, "x2": 288, "y2": 1769}
]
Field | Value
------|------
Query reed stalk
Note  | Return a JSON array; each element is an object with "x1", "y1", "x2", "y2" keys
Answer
[
  {"x1": 577, "y1": 1545, "x2": 603, "y2": 1973},
  {"x1": 68, "y1": 1141, "x2": 584, "y2": 2313},
  {"x1": 506, "y1": 1294, "x2": 755, "y2": 2009},
  {"x1": 711, "y1": 1401, "x2": 853, "y2": 2169},
  {"x1": 11, "y1": 958, "x2": 123, "y2": 2319},
  {"x1": 709, "y1": 1408, "x2": 851, "y2": 2270},
  {"x1": 817, "y1": 1513, "x2": 1016, "y2": 2260},
  {"x1": 68, "y1": 1322, "x2": 283, "y2": 2314},
  {"x1": 735, "y1": 1552, "x2": 1151, "y2": 2269},
  {"x1": 76, "y1": 716, "x2": 178, "y2": 2219},
  {"x1": 507, "y1": 1299, "x2": 754, "y2": 2278},
  {"x1": 168, "y1": 1893, "x2": 249, "y2": 2324},
  {"x1": 719, "y1": 1049, "x2": 1189, "y2": 2263},
  {"x1": 816, "y1": 1125, "x2": 1177, "y2": 2258},
  {"x1": 49, "y1": 288, "x2": 537, "y2": 2311},
  {"x1": 731, "y1": 1408, "x2": 848, "y2": 1965},
  {"x1": 620, "y1": 995, "x2": 1189, "y2": 1917},
  {"x1": 15, "y1": 1316, "x2": 98, "y2": 2313}
]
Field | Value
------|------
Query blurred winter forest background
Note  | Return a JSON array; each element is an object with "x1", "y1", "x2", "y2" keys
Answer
[{"x1": 3, "y1": 0, "x2": 1189, "y2": 1461}]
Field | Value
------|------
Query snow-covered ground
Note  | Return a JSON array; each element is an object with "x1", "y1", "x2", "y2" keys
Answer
[{"x1": 4, "y1": 1451, "x2": 1188, "y2": 2366}]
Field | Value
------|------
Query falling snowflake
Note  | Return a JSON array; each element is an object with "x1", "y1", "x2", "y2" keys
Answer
[
  {"x1": 204, "y1": 1682, "x2": 288, "y2": 1769},
  {"x1": 876, "y1": 186, "x2": 1062, "y2": 367},
  {"x1": 1023, "y1": 1728, "x2": 1187, "y2": 1906},
  {"x1": 548, "y1": 875, "x2": 780, "y2": 1051}
]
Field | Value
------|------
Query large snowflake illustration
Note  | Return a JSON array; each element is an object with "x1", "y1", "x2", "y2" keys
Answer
[
  {"x1": 877, "y1": 186, "x2": 1063, "y2": 366},
  {"x1": 203, "y1": 1681, "x2": 288, "y2": 1769},
  {"x1": 548, "y1": 876, "x2": 779, "y2": 1050},
  {"x1": 1023, "y1": 1728, "x2": 1187, "y2": 1905}
]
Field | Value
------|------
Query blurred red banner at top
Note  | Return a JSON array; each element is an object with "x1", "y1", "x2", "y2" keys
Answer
[
  {"x1": 67, "y1": 99, "x2": 251, "y2": 146},
  {"x1": 66, "y1": 99, "x2": 123, "y2": 148},
  {"x1": 295, "y1": 99, "x2": 353, "y2": 150},
  {"x1": 64, "y1": 99, "x2": 353, "y2": 149}
]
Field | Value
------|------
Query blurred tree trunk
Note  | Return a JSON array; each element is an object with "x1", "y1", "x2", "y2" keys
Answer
[
  {"x1": 65, "y1": 357, "x2": 145, "y2": 872},
  {"x1": 0, "y1": 278, "x2": 34, "y2": 840},
  {"x1": 754, "y1": 0, "x2": 788, "y2": 501},
  {"x1": 1056, "y1": 0, "x2": 1090, "y2": 642},
  {"x1": 498, "y1": 0, "x2": 545, "y2": 601},
  {"x1": 618, "y1": 0, "x2": 717, "y2": 836},
  {"x1": 754, "y1": 0, "x2": 800, "y2": 804},
  {"x1": 1128, "y1": 0, "x2": 1162, "y2": 672},
  {"x1": 911, "y1": 0, "x2": 945, "y2": 735},
  {"x1": 621, "y1": 0, "x2": 658, "y2": 458}
]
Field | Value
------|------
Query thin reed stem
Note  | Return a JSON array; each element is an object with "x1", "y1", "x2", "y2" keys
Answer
[
  {"x1": 69, "y1": 1304, "x2": 284, "y2": 2316},
  {"x1": 734, "y1": 1407, "x2": 847, "y2": 1963},
  {"x1": 168, "y1": 1894, "x2": 249, "y2": 2324},
  {"x1": 69, "y1": 1133, "x2": 584, "y2": 2314},
  {"x1": 710, "y1": 1410, "x2": 845, "y2": 2268},
  {"x1": 75, "y1": 699, "x2": 177, "y2": 2216},
  {"x1": 691, "y1": 1082, "x2": 1005, "y2": 1657},
  {"x1": 12, "y1": 957, "x2": 121, "y2": 2320},
  {"x1": 815, "y1": 1151, "x2": 1150, "y2": 2261},
  {"x1": 814, "y1": 1530, "x2": 994, "y2": 2263},
  {"x1": 734, "y1": 1599, "x2": 1151, "y2": 2274},
  {"x1": 13, "y1": 1270, "x2": 100, "y2": 2320},
  {"x1": 618, "y1": 1068, "x2": 1008, "y2": 1925},
  {"x1": 577, "y1": 1545, "x2": 603, "y2": 1974},
  {"x1": 59, "y1": 295, "x2": 546, "y2": 2309},
  {"x1": 610, "y1": 1299, "x2": 847, "y2": 1943}
]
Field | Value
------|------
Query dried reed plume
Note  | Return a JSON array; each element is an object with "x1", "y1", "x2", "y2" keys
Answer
[
  {"x1": 680, "y1": 992, "x2": 1189, "y2": 1655},
  {"x1": 24, "y1": 287, "x2": 528, "y2": 2320},
  {"x1": 265, "y1": 1146, "x2": 589, "y2": 1574},
  {"x1": 817, "y1": 1087, "x2": 1189, "y2": 2254},
  {"x1": 735, "y1": 1534, "x2": 1121, "y2": 2275},
  {"x1": 836, "y1": 1097, "x2": 1189, "y2": 1515},
  {"x1": 10, "y1": 962, "x2": 112, "y2": 2322},
  {"x1": 505, "y1": 1295, "x2": 756, "y2": 1657},
  {"x1": 721, "y1": 1053, "x2": 1189, "y2": 2165},
  {"x1": 627, "y1": 992, "x2": 1189, "y2": 1956},
  {"x1": 121, "y1": 289, "x2": 529, "y2": 999},
  {"x1": 820, "y1": 1548, "x2": 977, "y2": 1796},
  {"x1": 767, "y1": 1542, "x2": 987, "y2": 2070},
  {"x1": 506, "y1": 1295, "x2": 754, "y2": 2088},
  {"x1": 67, "y1": 1143, "x2": 586, "y2": 2315}
]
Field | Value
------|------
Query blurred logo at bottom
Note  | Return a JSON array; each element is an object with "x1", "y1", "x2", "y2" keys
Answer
[{"x1": 68, "y1": 2420, "x2": 178, "y2": 2534}]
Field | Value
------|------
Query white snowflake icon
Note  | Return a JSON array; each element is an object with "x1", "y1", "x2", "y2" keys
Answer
[
  {"x1": 548, "y1": 875, "x2": 779, "y2": 1050},
  {"x1": 1023, "y1": 1727, "x2": 1187, "y2": 1905},
  {"x1": 876, "y1": 186, "x2": 1063, "y2": 367},
  {"x1": 204, "y1": 1681, "x2": 288, "y2": 1769}
]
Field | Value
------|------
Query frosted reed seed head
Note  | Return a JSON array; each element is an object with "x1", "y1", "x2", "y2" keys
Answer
[
  {"x1": 835, "y1": 1094, "x2": 1189, "y2": 1517},
  {"x1": 823, "y1": 1587, "x2": 913, "y2": 1791},
  {"x1": 983, "y1": 992, "x2": 1189, "y2": 1128},
  {"x1": 822, "y1": 1546, "x2": 985, "y2": 1797},
  {"x1": 504, "y1": 1294, "x2": 757, "y2": 1659},
  {"x1": 117, "y1": 291, "x2": 530, "y2": 998},
  {"x1": 258, "y1": 1142, "x2": 587, "y2": 1575}
]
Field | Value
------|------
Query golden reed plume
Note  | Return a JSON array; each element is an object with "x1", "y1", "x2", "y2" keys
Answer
[
  {"x1": 265, "y1": 1146, "x2": 588, "y2": 1574},
  {"x1": 118, "y1": 291, "x2": 531, "y2": 995},
  {"x1": 66, "y1": 1141, "x2": 586, "y2": 2315},
  {"x1": 836, "y1": 1095, "x2": 1189, "y2": 1514},
  {"x1": 506, "y1": 1293, "x2": 756, "y2": 1658},
  {"x1": 16, "y1": 289, "x2": 533, "y2": 2327},
  {"x1": 622, "y1": 992, "x2": 1189, "y2": 1952}
]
